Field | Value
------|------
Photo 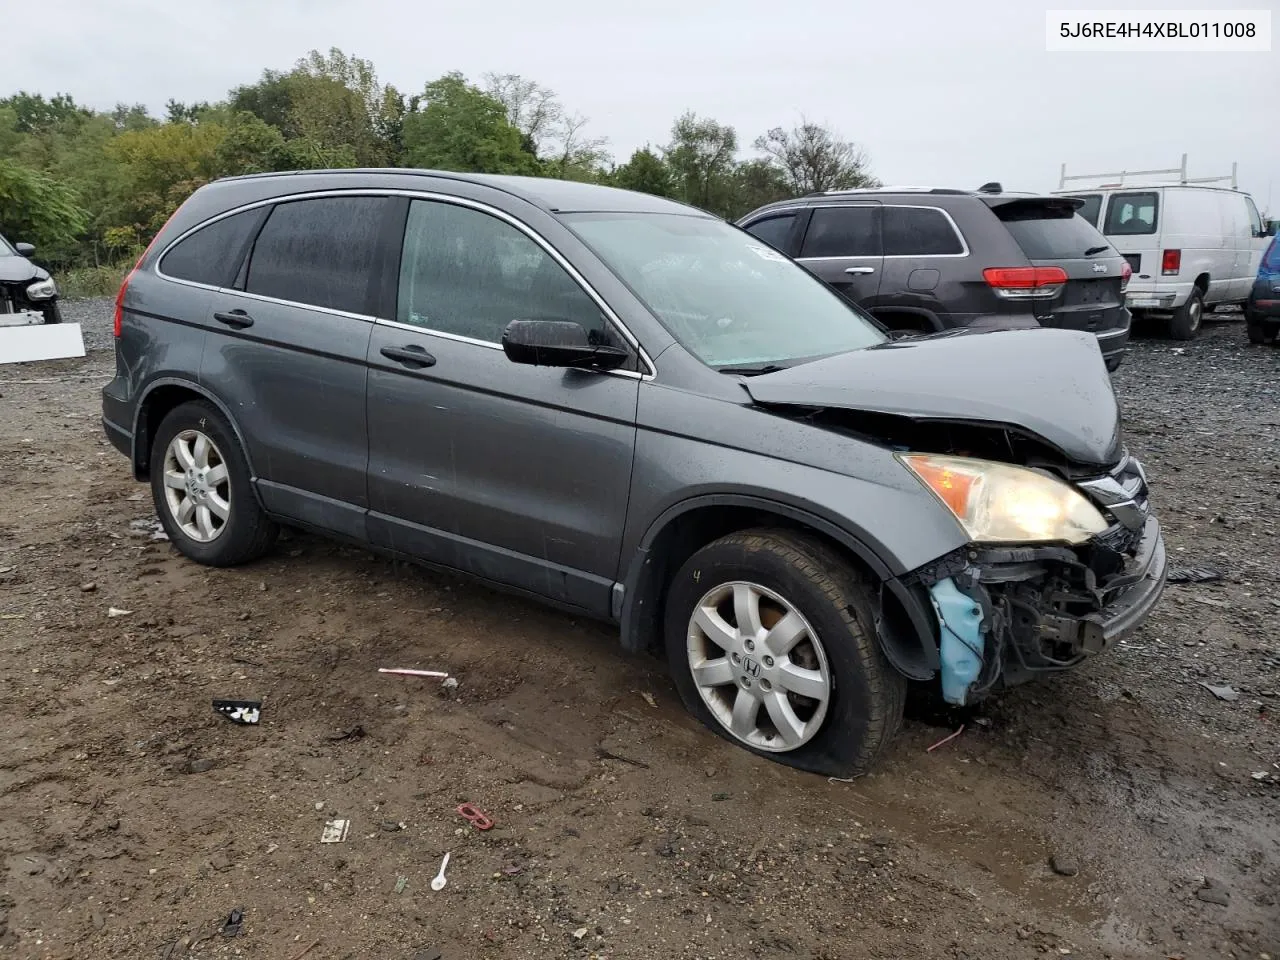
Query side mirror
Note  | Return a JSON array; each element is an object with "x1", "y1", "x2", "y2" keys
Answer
[
  {"x1": 14, "y1": 242, "x2": 35, "y2": 257},
  {"x1": 502, "y1": 319, "x2": 630, "y2": 371}
]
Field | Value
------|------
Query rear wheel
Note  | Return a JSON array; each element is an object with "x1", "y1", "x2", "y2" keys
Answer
[
  {"x1": 664, "y1": 529, "x2": 906, "y2": 777},
  {"x1": 1246, "y1": 310, "x2": 1277, "y2": 345},
  {"x1": 149, "y1": 401, "x2": 277, "y2": 566},
  {"x1": 1169, "y1": 288, "x2": 1204, "y2": 340}
]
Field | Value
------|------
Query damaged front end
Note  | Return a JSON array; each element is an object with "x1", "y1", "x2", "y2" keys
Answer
[
  {"x1": 0, "y1": 276, "x2": 61, "y2": 327},
  {"x1": 902, "y1": 453, "x2": 1167, "y2": 705}
]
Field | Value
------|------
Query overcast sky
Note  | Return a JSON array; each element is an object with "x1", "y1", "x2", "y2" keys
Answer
[{"x1": 12, "y1": 0, "x2": 1278, "y2": 209}]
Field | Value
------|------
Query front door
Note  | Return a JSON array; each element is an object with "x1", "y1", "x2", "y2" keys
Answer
[
  {"x1": 365, "y1": 197, "x2": 641, "y2": 615},
  {"x1": 793, "y1": 203, "x2": 883, "y2": 306}
]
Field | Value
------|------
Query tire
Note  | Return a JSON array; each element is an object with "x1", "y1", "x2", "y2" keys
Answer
[
  {"x1": 1169, "y1": 288, "x2": 1204, "y2": 340},
  {"x1": 1105, "y1": 356, "x2": 1123, "y2": 373},
  {"x1": 1246, "y1": 311, "x2": 1276, "y2": 345},
  {"x1": 663, "y1": 529, "x2": 906, "y2": 777},
  {"x1": 40, "y1": 301, "x2": 62, "y2": 324},
  {"x1": 149, "y1": 401, "x2": 277, "y2": 567}
]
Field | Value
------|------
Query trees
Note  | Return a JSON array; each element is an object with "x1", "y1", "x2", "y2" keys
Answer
[
  {"x1": 403, "y1": 73, "x2": 538, "y2": 175},
  {"x1": 0, "y1": 158, "x2": 88, "y2": 255},
  {"x1": 665, "y1": 112, "x2": 739, "y2": 216},
  {"x1": 612, "y1": 147, "x2": 674, "y2": 198},
  {"x1": 754, "y1": 121, "x2": 879, "y2": 194}
]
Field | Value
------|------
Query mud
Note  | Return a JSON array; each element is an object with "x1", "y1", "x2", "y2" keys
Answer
[{"x1": 0, "y1": 305, "x2": 1277, "y2": 959}]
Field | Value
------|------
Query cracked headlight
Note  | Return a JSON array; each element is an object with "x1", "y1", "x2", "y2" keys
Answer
[
  {"x1": 26, "y1": 278, "x2": 57, "y2": 300},
  {"x1": 900, "y1": 453, "x2": 1109, "y2": 545}
]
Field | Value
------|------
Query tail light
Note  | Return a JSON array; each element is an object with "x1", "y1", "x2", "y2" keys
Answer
[
  {"x1": 983, "y1": 266, "x2": 1068, "y2": 300},
  {"x1": 1161, "y1": 249, "x2": 1181, "y2": 276},
  {"x1": 1121, "y1": 260, "x2": 1132, "y2": 291}
]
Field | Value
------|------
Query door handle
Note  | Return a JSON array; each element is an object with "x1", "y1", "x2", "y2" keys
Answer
[
  {"x1": 214, "y1": 309, "x2": 254, "y2": 329},
  {"x1": 380, "y1": 344, "x2": 437, "y2": 369},
  {"x1": 844, "y1": 266, "x2": 876, "y2": 276}
]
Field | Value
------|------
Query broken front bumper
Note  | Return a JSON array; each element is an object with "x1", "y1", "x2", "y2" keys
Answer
[{"x1": 912, "y1": 515, "x2": 1167, "y2": 705}]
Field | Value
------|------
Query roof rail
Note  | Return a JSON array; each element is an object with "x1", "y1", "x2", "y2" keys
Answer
[
  {"x1": 812, "y1": 186, "x2": 973, "y2": 196},
  {"x1": 1058, "y1": 153, "x2": 1237, "y2": 190}
]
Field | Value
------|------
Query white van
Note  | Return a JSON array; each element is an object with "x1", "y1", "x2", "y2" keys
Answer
[{"x1": 1052, "y1": 177, "x2": 1273, "y2": 340}]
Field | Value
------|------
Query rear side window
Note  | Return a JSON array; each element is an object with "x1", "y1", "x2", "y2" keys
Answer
[
  {"x1": 245, "y1": 196, "x2": 385, "y2": 314},
  {"x1": 1103, "y1": 192, "x2": 1159, "y2": 236},
  {"x1": 1074, "y1": 194, "x2": 1103, "y2": 228},
  {"x1": 744, "y1": 213, "x2": 797, "y2": 252},
  {"x1": 160, "y1": 210, "x2": 262, "y2": 287},
  {"x1": 995, "y1": 200, "x2": 1113, "y2": 260},
  {"x1": 883, "y1": 206, "x2": 964, "y2": 256},
  {"x1": 799, "y1": 206, "x2": 879, "y2": 258}
]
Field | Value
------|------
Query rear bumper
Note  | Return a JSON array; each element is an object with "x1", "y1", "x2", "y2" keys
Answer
[
  {"x1": 1126, "y1": 281, "x2": 1191, "y2": 311},
  {"x1": 101, "y1": 383, "x2": 134, "y2": 463},
  {"x1": 102, "y1": 416, "x2": 131, "y2": 459},
  {"x1": 1095, "y1": 317, "x2": 1130, "y2": 361}
]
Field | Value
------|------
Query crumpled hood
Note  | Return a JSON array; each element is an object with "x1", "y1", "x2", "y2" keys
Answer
[
  {"x1": 744, "y1": 328, "x2": 1121, "y2": 466},
  {"x1": 0, "y1": 256, "x2": 41, "y2": 284}
]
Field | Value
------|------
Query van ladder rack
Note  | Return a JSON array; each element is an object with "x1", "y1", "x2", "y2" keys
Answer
[{"x1": 1058, "y1": 153, "x2": 1237, "y2": 190}]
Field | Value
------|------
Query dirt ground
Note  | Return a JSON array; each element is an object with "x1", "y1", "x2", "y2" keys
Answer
[{"x1": 1, "y1": 304, "x2": 1277, "y2": 960}]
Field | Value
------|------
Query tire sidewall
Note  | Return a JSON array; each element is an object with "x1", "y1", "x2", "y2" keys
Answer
[
  {"x1": 1171, "y1": 290, "x2": 1203, "y2": 340},
  {"x1": 663, "y1": 537, "x2": 893, "y2": 774},
  {"x1": 149, "y1": 402, "x2": 262, "y2": 566}
]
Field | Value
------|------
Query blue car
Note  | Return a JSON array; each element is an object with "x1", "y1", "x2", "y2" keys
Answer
[{"x1": 1247, "y1": 235, "x2": 1280, "y2": 345}]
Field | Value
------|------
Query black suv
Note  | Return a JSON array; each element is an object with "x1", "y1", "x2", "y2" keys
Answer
[{"x1": 738, "y1": 187, "x2": 1132, "y2": 370}]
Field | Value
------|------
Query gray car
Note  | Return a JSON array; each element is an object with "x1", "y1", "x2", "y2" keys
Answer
[{"x1": 101, "y1": 170, "x2": 1167, "y2": 776}]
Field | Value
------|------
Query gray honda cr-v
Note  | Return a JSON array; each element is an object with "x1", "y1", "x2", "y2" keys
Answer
[{"x1": 102, "y1": 170, "x2": 1167, "y2": 776}]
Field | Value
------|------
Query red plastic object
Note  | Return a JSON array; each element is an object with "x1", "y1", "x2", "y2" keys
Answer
[{"x1": 457, "y1": 803, "x2": 495, "y2": 831}]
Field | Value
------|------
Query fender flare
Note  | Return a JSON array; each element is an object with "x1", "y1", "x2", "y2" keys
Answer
[
  {"x1": 870, "y1": 305, "x2": 945, "y2": 331},
  {"x1": 131, "y1": 377, "x2": 261, "y2": 486}
]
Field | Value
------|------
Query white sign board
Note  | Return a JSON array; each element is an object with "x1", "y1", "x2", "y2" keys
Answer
[{"x1": 0, "y1": 323, "x2": 87, "y2": 365}]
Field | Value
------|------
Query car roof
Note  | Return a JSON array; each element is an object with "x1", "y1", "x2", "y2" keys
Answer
[
  {"x1": 214, "y1": 168, "x2": 708, "y2": 217},
  {"x1": 745, "y1": 188, "x2": 1080, "y2": 217}
]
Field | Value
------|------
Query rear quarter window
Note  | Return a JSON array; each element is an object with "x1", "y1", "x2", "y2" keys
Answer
[
  {"x1": 1103, "y1": 192, "x2": 1159, "y2": 236},
  {"x1": 993, "y1": 200, "x2": 1113, "y2": 260},
  {"x1": 160, "y1": 209, "x2": 264, "y2": 286}
]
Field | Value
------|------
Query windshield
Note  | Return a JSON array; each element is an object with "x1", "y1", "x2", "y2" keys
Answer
[
  {"x1": 0, "y1": 234, "x2": 15, "y2": 257},
  {"x1": 564, "y1": 212, "x2": 886, "y2": 368}
]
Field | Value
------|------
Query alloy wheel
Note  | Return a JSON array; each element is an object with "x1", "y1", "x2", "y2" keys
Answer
[
  {"x1": 685, "y1": 581, "x2": 832, "y2": 752},
  {"x1": 161, "y1": 429, "x2": 231, "y2": 543}
]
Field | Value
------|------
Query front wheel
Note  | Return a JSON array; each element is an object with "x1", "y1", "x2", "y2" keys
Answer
[
  {"x1": 149, "y1": 401, "x2": 278, "y2": 566},
  {"x1": 664, "y1": 529, "x2": 906, "y2": 777}
]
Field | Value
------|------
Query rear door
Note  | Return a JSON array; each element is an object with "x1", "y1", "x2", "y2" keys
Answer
[
  {"x1": 1241, "y1": 195, "x2": 1270, "y2": 298},
  {"x1": 794, "y1": 203, "x2": 883, "y2": 306},
  {"x1": 875, "y1": 204, "x2": 969, "y2": 327},
  {"x1": 201, "y1": 193, "x2": 387, "y2": 539},
  {"x1": 992, "y1": 197, "x2": 1128, "y2": 335}
]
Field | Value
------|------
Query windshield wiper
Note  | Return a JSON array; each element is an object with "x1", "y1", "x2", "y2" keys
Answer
[
  {"x1": 1084, "y1": 245, "x2": 1110, "y2": 256},
  {"x1": 716, "y1": 363, "x2": 788, "y2": 376}
]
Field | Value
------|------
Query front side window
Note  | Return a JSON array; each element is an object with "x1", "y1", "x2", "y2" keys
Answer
[
  {"x1": 397, "y1": 199, "x2": 610, "y2": 345},
  {"x1": 799, "y1": 206, "x2": 880, "y2": 258},
  {"x1": 882, "y1": 206, "x2": 964, "y2": 256},
  {"x1": 566, "y1": 212, "x2": 886, "y2": 369},
  {"x1": 161, "y1": 209, "x2": 263, "y2": 287},
  {"x1": 1245, "y1": 196, "x2": 1264, "y2": 237},
  {"x1": 1103, "y1": 192, "x2": 1159, "y2": 236},
  {"x1": 744, "y1": 213, "x2": 797, "y2": 252},
  {"x1": 245, "y1": 196, "x2": 385, "y2": 314}
]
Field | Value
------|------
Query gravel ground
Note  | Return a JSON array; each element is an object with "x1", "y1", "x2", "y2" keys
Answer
[{"x1": 0, "y1": 300, "x2": 1276, "y2": 960}]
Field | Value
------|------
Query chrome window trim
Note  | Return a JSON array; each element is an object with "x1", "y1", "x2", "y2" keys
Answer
[
  {"x1": 153, "y1": 187, "x2": 656, "y2": 379},
  {"x1": 744, "y1": 201, "x2": 971, "y2": 262}
]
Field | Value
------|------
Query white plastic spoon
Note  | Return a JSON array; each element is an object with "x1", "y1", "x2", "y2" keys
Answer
[{"x1": 430, "y1": 852, "x2": 451, "y2": 891}]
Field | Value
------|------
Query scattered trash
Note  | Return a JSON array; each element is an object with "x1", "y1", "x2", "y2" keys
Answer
[
  {"x1": 0, "y1": 613, "x2": 24, "y2": 620},
  {"x1": 220, "y1": 908, "x2": 244, "y2": 938},
  {"x1": 430, "y1": 852, "x2": 451, "y2": 891},
  {"x1": 457, "y1": 803, "x2": 494, "y2": 831},
  {"x1": 640, "y1": 691, "x2": 657, "y2": 708},
  {"x1": 500, "y1": 864, "x2": 523, "y2": 876},
  {"x1": 328, "y1": 725, "x2": 365, "y2": 742},
  {"x1": 107, "y1": 607, "x2": 132, "y2": 618},
  {"x1": 1252, "y1": 771, "x2": 1270, "y2": 781},
  {"x1": 0, "y1": 566, "x2": 13, "y2": 575},
  {"x1": 827, "y1": 775, "x2": 862, "y2": 784},
  {"x1": 79, "y1": 582, "x2": 96, "y2": 593},
  {"x1": 213, "y1": 699, "x2": 261, "y2": 725},
  {"x1": 381, "y1": 820, "x2": 405, "y2": 832},
  {"x1": 393, "y1": 876, "x2": 408, "y2": 895},
  {"x1": 572, "y1": 927, "x2": 589, "y2": 940},
  {"x1": 1167, "y1": 567, "x2": 1224, "y2": 584},
  {"x1": 441, "y1": 676, "x2": 460, "y2": 698},
  {"x1": 1050, "y1": 853, "x2": 1079, "y2": 877},
  {"x1": 926, "y1": 724, "x2": 966, "y2": 753},
  {"x1": 127, "y1": 518, "x2": 169, "y2": 542},
  {"x1": 1199, "y1": 682, "x2": 1239, "y2": 702},
  {"x1": 1170, "y1": 347, "x2": 1186, "y2": 355},
  {"x1": 320, "y1": 819, "x2": 350, "y2": 843},
  {"x1": 265, "y1": 843, "x2": 279, "y2": 855},
  {"x1": 1195, "y1": 877, "x2": 1230, "y2": 906},
  {"x1": 711, "y1": 792, "x2": 732, "y2": 801},
  {"x1": 378, "y1": 667, "x2": 449, "y2": 679},
  {"x1": 289, "y1": 939, "x2": 321, "y2": 960},
  {"x1": 185, "y1": 759, "x2": 215, "y2": 774},
  {"x1": 314, "y1": 801, "x2": 325, "y2": 811}
]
